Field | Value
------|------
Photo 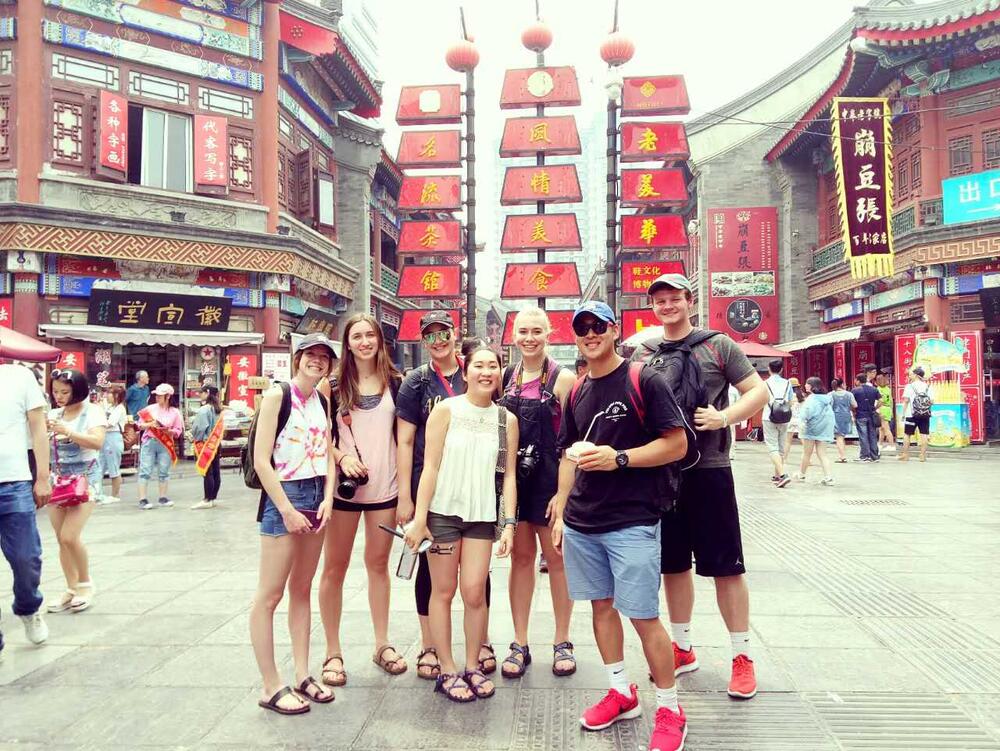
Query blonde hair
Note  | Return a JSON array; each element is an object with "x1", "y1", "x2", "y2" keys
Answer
[{"x1": 513, "y1": 306, "x2": 551, "y2": 332}]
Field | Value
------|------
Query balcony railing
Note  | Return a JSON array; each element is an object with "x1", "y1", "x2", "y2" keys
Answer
[
  {"x1": 812, "y1": 240, "x2": 844, "y2": 271},
  {"x1": 891, "y1": 204, "x2": 916, "y2": 236},
  {"x1": 378, "y1": 266, "x2": 400, "y2": 295}
]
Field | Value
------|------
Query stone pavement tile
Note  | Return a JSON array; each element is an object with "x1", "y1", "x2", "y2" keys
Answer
[
  {"x1": 935, "y1": 593, "x2": 1000, "y2": 619},
  {"x1": 200, "y1": 570, "x2": 262, "y2": 590},
  {"x1": 944, "y1": 556, "x2": 998, "y2": 574},
  {"x1": 0, "y1": 685, "x2": 108, "y2": 743},
  {"x1": 487, "y1": 611, "x2": 597, "y2": 648},
  {"x1": 743, "y1": 570, "x2": 813, "y2": 592},
  {"x1": 746, "y1": 590, "x2": 842, "y2": 616},
  {"x1": 16, "y1": 645, "x2": 176, "y2": 687},
  {"x1": 203, "y1": 686, "x2": 380, "y2": 748},
  {"x1": 149, "y1": 587, "x2": 255, "y2": 616},
  {"x1": 664, "y1": 645, "x2": 795, "y2": 695},
  {"x1": 951, "y1": 694, "x2": 1000, "y2": 741},
  {"x1": 772, "y1": 647, "x2": 928, "y2": 692},
  {"x1": 55, "y1": 686, "x2": 248, "y2": 747},
  {"x1": 966, "y1": 619, "x2": 1000, "y2": 642},
  {"x1": 80, "y1": 588, "x2": 181, "y2": 615},
  {"x1": 882, "y1": 571, "x2": 995, "y2": 594},
  {"x1": 40, "y1": 613, "x2": 136, "y2": 646},
  {"x1": 141, "y1": 644, "x2": 287, "y2": 688},
  {"x1": 103, "y1": 612, "x2": 235, "y2": 646},
  {"x1": 751, "y1": 615, "x2": 883, "y2": 649},
  {"x1": 105, "y1": 570, "x2": 218, "y2": 592},
  {"x1": 0, "y1": 644, "x2": 77, "y2": 686},
  {"x1": 853, "y1": 555, "x2": 954, "y2": 573},
  {"x1": 199, "y1": 612, "x2": 294, "y2": 646}
]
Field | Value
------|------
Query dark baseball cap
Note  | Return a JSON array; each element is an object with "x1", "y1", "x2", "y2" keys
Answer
[
  {"x1": 294, "y1": 332, "x2": 338, "y2": 358},
  {"x1": 420, "y1": 310, "x2": 455, "y2": 333},
  {"x1": 648, "y1": 273, "x2": 692, "y2": 296}
]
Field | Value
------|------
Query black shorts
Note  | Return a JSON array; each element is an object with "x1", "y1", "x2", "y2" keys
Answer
[
  {"x1": 904, "y1": 415, "x2": 930, "y2": 436},
  {"x1": 660, "y1": 466, "x2": 746, "y2": 578},
  {"x1": 332, "y1": 497, "x2": 398, "y2": 513}
]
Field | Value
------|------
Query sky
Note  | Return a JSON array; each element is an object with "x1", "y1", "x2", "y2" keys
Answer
[{"x1": 372, "y1": 0, "x2": 885, "y2": 296}]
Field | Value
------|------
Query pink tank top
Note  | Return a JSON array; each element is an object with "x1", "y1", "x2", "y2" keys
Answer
[{"x1": 334, "y1": 389, "x2": 398, "y2": 503}]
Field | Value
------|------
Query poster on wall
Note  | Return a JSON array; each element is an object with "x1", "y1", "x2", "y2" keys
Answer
[
  {"x1": 228, "y1": 354, "x2": 259, "y2": 403},
  {"x1": 706, "y1": 207, "x2": 779, "y2": 343},
  {"x1": 832, "y1": 342, "x2": 847, "y2": 382},
  {"x1": 262, "y1": 351, "x2": 292, "y2": 383},
  {"x1": 850, "y1": 342, "x2": 875, "y2": 380},
  {"x1": 0, "y1": 297, "x2": 11, "y2": 328}
]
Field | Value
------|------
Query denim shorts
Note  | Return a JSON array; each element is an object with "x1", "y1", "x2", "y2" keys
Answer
[
  {"x1": 259, "y1": 476, "x2": 324, "y2": 537},
  {"x1": 138, "y1": 439, "x2": 173, "y2": 482},
  {"x1": 101, "y1": 431, "x2": 125, "y2": 479},
  {"x1": 562, "y1": 522, "x2": 661, "y2": 619}
]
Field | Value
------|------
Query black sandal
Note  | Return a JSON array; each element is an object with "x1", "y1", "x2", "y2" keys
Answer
[
  {"x1": 501, "y1": 642, "x2": 531, "y2": 678},
  {"x1": 434, "y1": 672, "x2": 476, "y2": 703},
  {"x1": 464, "y1": 668, "x2": 496, "y2": 698},
  {"x1": 552, "y1": 641, "x2": 577, "y2": 677},
  {"x1": 258, "y1": 686, "x2": 310, "y2": 715},
  {"x1": 478, "y1": 643, "x2": 497, "y2": 675},
  {"x1": 416, "y1": 647, "x2": 441, "y2": 680},
  {"x1": 295, "y1": 676, "x2": 334, "y2": 704}
]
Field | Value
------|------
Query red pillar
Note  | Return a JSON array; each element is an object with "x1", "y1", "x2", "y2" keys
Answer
[
  {"x1": 260, "y1": 1, "x2": 281, "y2": 233},
  {"x1": 263, "y1": 291, "x2": 280, "y2": 347},
  {"x1": 15, "y1": 0, "x2": 44, "y2": 202},
  {"x1": 12, "y1": 273, "x2": 40, "y2": 337},
  {"x1": 924, "y1": 282, "x2": 949, "y2": 333},
  {"x1": 920, "y1": 95, "x2": 943, "y2": 199}
]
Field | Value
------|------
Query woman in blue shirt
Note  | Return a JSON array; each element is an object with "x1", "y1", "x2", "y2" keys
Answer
[{"x1": 795, "y1": 377, "x2": 835, "y2": 485}]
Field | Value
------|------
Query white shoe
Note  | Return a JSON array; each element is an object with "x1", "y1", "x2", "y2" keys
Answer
[
  {"x1": 103, "y1": 496, "x2": 121, "y2": 505},
  {"x1": 47, "y1": 590, "x2": 75, "y2": 613},
  {"x1": 19, "y1": 612, "x2": 49, "y2": 644},
  {"x1": 190, "y1": 500, "x2": 215, "y2": 510},
  {"x1": 69, "y1": 582, "x2": 95, "y2": 613},
  {"x1": 820, "y1": 477, "x2": 835, "y2": 486},
  {"x1": 792, "y1": 472, "x2": 805, "y2": 481}
]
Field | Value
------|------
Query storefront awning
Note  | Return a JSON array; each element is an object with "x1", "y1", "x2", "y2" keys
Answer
[
  {"x1": 39, "y1": 325, "x2": 265, "y2": 348},
  {"x1": 777, "y1": 325, "x2": 863, "y2": 352}
]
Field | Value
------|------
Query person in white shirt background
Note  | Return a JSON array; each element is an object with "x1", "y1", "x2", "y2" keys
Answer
[{"x1": 99, "y1": 384, "x2": 127, "y2": 505}]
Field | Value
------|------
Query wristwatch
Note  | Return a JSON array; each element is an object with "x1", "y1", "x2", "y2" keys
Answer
[
  {"x1": 502, "y1": 517, "x2": 517, "y2": 528},
  {"x1": 615, "y1": 450, "x2": 630, "y2": 469}
]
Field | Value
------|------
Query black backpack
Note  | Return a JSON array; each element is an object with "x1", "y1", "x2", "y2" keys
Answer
[
  {"x1": 635, "y1": 330, "x2": 720, "y2": 424},
  {"x1": 766, "y1": 378, "x2": 792, "y2": 424},
  {"x1": 911, "y1": 384, "x2": 933, "y2": 418}
]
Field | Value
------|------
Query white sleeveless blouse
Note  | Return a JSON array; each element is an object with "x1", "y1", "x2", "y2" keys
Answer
[{"x1": 430, "y1": 396, "x2": 500, "y2": 523}]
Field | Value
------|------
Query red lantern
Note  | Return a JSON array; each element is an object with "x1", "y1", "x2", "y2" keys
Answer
[
  {"x1": 446, "y1": 40, "x2": 480, "y2": 72},
  {"x1": 600, "y1": 32, "x2": 635, "y2": 67},
  {"x1": 521, "y1": 22, "x2": 553, "y2": 53}
]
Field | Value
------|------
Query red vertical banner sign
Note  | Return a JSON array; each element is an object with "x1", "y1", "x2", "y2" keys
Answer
[
  {"x1": 98, "y1": 90, "x2": 128, "y2": 175},
  {"x1": 806, "y1": 348, "x2": 828, "y2": 384},
  {"x1": 54, "y1": 351, "x2": 86, "y2": 371},
  {"x1": 951, "y1": 330, "x2": 984, "y2": 442},
  {"x1": 194, "y1": 115, "x2": 229, "y2": 189},
  {"x1": 787, "y1": 352, "x2": 803, "y2": 383},
  {"x1": 832, "y1": 343, "x2": 847, "y2": 382},
  {"x1": 228, "y1": 354, "x2": 258, "y2": 402},
  {"x1": 850, "y1": 341, "x2": 875, "y2": 379},
  {"x1": 0, "y1": 297, "x2": 11, "y2": 328},
  {"x1": 894, "y1": 333, "x2": 917, "y2": 407},
  {"x1": 706, "y1": 207, "x2": 779, "y2": 343},
  {"x1": 961, "y1": 386, "x2": 984, "y2": 443}
]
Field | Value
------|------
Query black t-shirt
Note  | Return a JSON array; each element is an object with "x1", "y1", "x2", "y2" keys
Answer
[
  {"x1": 395, "y1": 363, "x2": 466, "y2": 497},
  {"x1": 557, "y1": 360, "x2": 687, "y2": 534},
  {"x1": 851, "y1": 384, "x2": 880, "y2": 416}
]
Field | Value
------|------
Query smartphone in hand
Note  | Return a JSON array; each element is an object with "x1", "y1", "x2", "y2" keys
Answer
[{"x1": 300, "y1": 509, "x2": 322, "y2": 532}]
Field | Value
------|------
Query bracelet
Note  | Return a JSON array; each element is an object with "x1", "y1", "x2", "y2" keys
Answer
[
  {"x1": 720, "y1": 411, "x2": 730, "y2": 429},
  {"x1": 502, "y1": 517, "x2": 517, "y2": 528}
]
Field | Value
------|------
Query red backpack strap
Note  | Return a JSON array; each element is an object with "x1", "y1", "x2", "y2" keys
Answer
[
  {"x1": 627, "y1": 362, "x2": 646, "y2": 424},
  {"x1": 569, "y1": 374, "x2": 587, "y2": 412}
]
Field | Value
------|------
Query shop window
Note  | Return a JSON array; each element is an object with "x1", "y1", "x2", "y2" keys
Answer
[
  {"x1": 897, "y1": 157, "x2": 909, "y2": 199},
  {"x1": 127, "y1": 105, "x2": 192, "y2": 192},
  {"x1": 984, "y1": 128, "x2": 1000, "y2": 169},
  {"x1": 911, "y1": 152, "x2": 921, "y2": 191},
  {"x1": 48, "y1": 306, "x2": 88, "y2": 325},
  {"x1": 317, "y1": 171, "x2": 336, "y2": 228},
  {"x1": 948, "y1": 135, "x2": 973, "y2": 176}
]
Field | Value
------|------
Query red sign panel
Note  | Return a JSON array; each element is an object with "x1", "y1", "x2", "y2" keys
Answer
[
  {"x1": 98, "y1": 90, "x2": 128, "y2": 174},
  {"x1": 807, "y1": 348, "x2": 829, "y2": 383},
  {"x1": 621, "y1": 308, "x2": 661, "y2": 338},
  {"x1": 501, "y1": 164, "x2": 581, "y2": 205},
  {"x1": 620, "y1": 169, "x2": 688, "y2": 208},
  {"x1": 502, "y1": 309, "x2": 576, "y2": 346},
  {"x1": 500, "y1": 66, "x2": 581, "y2": 109},
  {"x1": 500, "y1": 115, "x2": 581, "y2": 157},
  {"x1": 706, "y1": 207, "x2": 779, "y2": 343},
  {"x1": 396, "y1": 130, "x2": 462, "y2": 169},
  {"x1": 194, "y1": 115, "x2": 228, "y2": 187},
  {"x1": 621, "y1": 260, "x2": 685, "y2": 295},
  {"x1": 398, "y1": 175, "x2": 462, "y2": 212},
  {"x1": 787, "y1": 352, "x2": 803, "y2": 382},
  {"x1": 56, "y1": 257, "x2": 120, "y2": 278},
  {"x1": 398, "y1": 220, "x2": 462, "y2": 255},
  {"x1": 622, "y1": 76, "x2": 690, "y2": 117},
  {"x1": 397, "y1": 265, "x2": 462, "y2": 298},
  {"x1": 54, "y1": 350, "x2": 86, "y2": 372},
  {"x1": 0, "y1": 297, "x2": 11, "y2": 329},
  {"x1": 621, "y1": 122, "x2": 690, "y2": 163},
  {"x1": 850, "y1": 341, "x2": 875, "y2": 379},
  {"x1": 962, "y1": 386, "x2": 984, "y2": 443},
  {"x1": 500, "y1": 213, "x2": 581, "y2": 252},
  {"x1": 894, "y1": 334, "x2": 918, "y2": 383},
  {"x1": 396, "y1": 85, "x2": 462, "y2": 125},
  {"x1": 951, "y1": 329, "x2": 983, "y2": 388},
  {"x1": 832, "y1": 342, "x2": 847, "y2": 382},
  {"x1": 501, "y1": 263, "x2": 581, "y2": 299},
  {"x1": 398, "y1": 309, "x2": 461, "y2": 342},
  {"x1": 198, "y1": 270, "x2": 250, "y2": 288},
  {"x1": 228, "y1": 353, "x2": 259, "y2": 402},
  {"x1": 620, "y1": 214, "x2": 687, "y2": 250}
]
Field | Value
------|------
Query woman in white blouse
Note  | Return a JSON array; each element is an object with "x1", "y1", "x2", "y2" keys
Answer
[{"x1": 405, "y1": 344, "x2": 518, "y2": 704}]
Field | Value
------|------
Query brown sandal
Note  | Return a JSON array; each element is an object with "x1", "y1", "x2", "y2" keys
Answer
[
  {"x1": 295, "y1": 676, "x2": 334, "y2": 704},
  {"x1": 416, "y1": 647, "x2": 441, "y2": 680},
  {"x1": 373, "y1": 644, "x2": 407, "y2": 675},
  {"x1": 478, "y1": 643, "x2": 497, "y2": 675},
  {"x1": 321, "y1": 655, "x2": 347, "y2": 687}
]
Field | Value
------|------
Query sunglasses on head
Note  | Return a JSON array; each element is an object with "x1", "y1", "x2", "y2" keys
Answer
[
  {"x1": 422, "y1": 329, "x2": 452, "y2": 345},
  {"x1": 50, "y1": 369, "x2": 74, "y2": 381},
  {"x1": 572, "y1": 319, "x2": 611, "y2": 337}
]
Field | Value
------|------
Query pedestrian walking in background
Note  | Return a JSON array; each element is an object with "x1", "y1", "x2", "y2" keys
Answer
[
  {"x1": 900, "y1": 366, "x2": 932, "y2": 462},
  {"x1": 796, "y1": 377, "x2": 835, "y2": 485},
  {"x1": 124, "y1": 370, "x2": 150, "y2": 419},
  {"x1": 0, "y1": 363, "x2": 52, "y2": 654},
  {"x1": 99, "y1": 384, "x2": 127, "y2": 505},
  {"x1": 829, "y1": 378, "x2": 856, "y2": 463},
  {"x1": 249, "y1": 333, "x2": 337, "y2": 715},
  {"x1": 499, "y1": 307, "x2": 578, "y2": 679},
  {"x1": 318, "y1": 313, "x2": 407, "y2": 687},
  {"x1": 875, "y1": 373, "x2": 895, "y2": 450},
  {"x1": 47, "y1": 369, "x2": 105, "y2": 614},
  {"x1": 190, "y1": 385, "x2": 225, "y2": 510},
  {"x1": 850, "y1": 373, "x2": 881, "y2": 462},
  {"x1": 783, "y1": 378, "x2": 804, "y2": 464},
  {"x1": 136, "y1": 384, "x2": 183, "y2": 510},
  {"x1": 404, "y1": 343, "x2": 518, "y2": 704},
  {"x1": 762, "y1": 359, "x2": 793, "y2": 487}
]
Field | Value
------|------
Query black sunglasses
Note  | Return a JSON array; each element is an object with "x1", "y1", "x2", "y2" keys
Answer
[
  {"x1": 572, "y1": 319, "x2": 610, "y2": 337},
  {"x1": 50, "y1": 369, "x2": 75, "y2": 381}
]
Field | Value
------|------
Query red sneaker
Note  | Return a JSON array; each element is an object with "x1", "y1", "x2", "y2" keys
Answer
[
  {"x1": 727, "y1": 654, "x2": 757, "y2": 699},
  {"x1": 649, "y1": 706, "x2": 687, "y2": 751},
  {"x1": 580, "y1": 683, "x2": 642, "y2": 730},
  {"x1": 672, "y1": 642, "x2": 699, "y2": 677}
]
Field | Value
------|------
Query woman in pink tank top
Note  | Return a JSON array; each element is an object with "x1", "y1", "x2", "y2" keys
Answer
[{"x1": 317, "y1": 313, "x2": 407, "y2": 687}]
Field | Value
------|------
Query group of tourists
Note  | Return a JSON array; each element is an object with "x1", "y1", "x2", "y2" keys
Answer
[{"x1": 246, "y1": 272, "x2": 768, "y2": 751}]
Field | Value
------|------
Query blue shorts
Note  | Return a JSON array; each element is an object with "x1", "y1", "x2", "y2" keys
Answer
[
  {"x1": 562, "y1": 522, "x2": 661, "y2": 619},
  {"x1": 259, "y1": 477, "x2": 324, "y2": 537},
  {"x1": 138, "y1": 439, "x2": 173, "y2": 482},
  {"x1": 101, "y1": 431, "x2": 124, "y2": 479}
]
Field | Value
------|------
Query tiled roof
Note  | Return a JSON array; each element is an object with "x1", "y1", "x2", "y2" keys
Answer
[{"x1": 855, "y1": 0, "x2": 1000, "y2": 31}]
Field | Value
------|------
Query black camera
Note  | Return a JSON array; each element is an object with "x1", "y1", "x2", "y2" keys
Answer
[
  {"x1": 337, "y1": 472, "x2": 369, "y2": 499},
  {"x1": 516, "y1": 444, "x2": 539, "y2": 480}
]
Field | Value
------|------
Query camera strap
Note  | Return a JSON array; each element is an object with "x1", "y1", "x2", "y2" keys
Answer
[{"x1": 340, "y1": 412, "x2": 366, "y2": 464}]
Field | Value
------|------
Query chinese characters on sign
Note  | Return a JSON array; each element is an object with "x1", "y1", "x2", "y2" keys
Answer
[
  {"x1": 501, "y1": 309, "x2": 576, "y2": 345},
  {"x1": 398, "y1": 175, "x2": 462, "y2": 211},
  {"x1": 500, "y1": 115, "x2": 582, "y2": 157},
  {"x1": 54, "y1": 351, "x2": 85, "y2": 372},
  {"x1": 620, "y1": 261, "x2": 685, "y2": 294},
  {"x1": 294, "y1": 308, "x2": 339, "y2": 338},
  {"x1": 942, "y1": 168, "x2": 1000, "y2": 225},
  {"x1": 501, "y1": 164, "x2": 582, "y2": 205},
  {"x1": 194, "y1": 115, "x2": 228, "y2": 187},
  {"x1": 620, "y1": 169, "x2": 688, "y2": 207},
  {"x1": 398, "y1": 220, "x2": 462, "y2": 254},
  {"x1": 228, "y1": 354, "x2": 259, "y2": 403},
  {"x1": 397, "y1": 265, "x2": 462, "y2": 298},
  {"x1": 831, "y1": 97, "x2": 895, "y2": 279},
  {"x1": 621, "y1": 76, "x2": 691, "y2": 117},
  {"x1": 620, "y1": 308, "x2": 662, "y2": 337},
  {"x1": 500, "y1": 263, "x2": 581, "y2": 299},
  {"x1": 99, "y1": 90, "x2": 128, "y2": 175},
  {"x1": 87, "y1": 289, "x2": 233, "y2": 331},
  {"x1": 620, "y1": 214, "x2": 687, "y2": 250},
  {"x1": 396, "y1": 130, "x2": 462, "y2": 168},
  {"x1": 0, "y1": 297, "x2": 11, "y2": 329},
  {"x1": 620, "y1": 122, "x2": 690, "y2": 163}
]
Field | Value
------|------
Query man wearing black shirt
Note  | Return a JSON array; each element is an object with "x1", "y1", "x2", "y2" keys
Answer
[
  {"x1": 552, "y1": 301, "x2": 690, "y2": 751},
  {"x1": 851, "y1": 372, "x2": 881, "y2": 462}
]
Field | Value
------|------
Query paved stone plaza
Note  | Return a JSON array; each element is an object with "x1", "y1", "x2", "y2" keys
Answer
[{"x1": 2, "y1": 444, "x2": 999, "y2": 750}]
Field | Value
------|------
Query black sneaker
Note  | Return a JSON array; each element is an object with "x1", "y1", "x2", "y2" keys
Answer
[
  {"x1": 138, "y1": 499, "x2": 153, "y2": 511},
  {"x1": 158, "y1": 497, "x2": 174, "y2": 508},
  {"x1": 775, "y1": 475, "x2": 791, "y2": 488}
]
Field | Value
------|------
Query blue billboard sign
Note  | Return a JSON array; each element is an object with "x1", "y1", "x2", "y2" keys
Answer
[{"x1": 943, "y1": 168, "x2": 1000, "y2": 225}]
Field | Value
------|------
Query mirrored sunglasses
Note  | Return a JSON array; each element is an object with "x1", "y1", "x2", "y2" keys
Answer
[{"x1": 422, "y1": 330, "x2": 452, "y2": 345}]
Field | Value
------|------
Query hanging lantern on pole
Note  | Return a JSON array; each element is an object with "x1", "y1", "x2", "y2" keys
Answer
[
  {"x1": 445, "y1": 39, "x2": 479, "y2": 72},
  {"x1": 521, "y1": 22, "x2": 553, "y2": 53},
  {"x1": 600, "y1": 31, "x2": 635, "y2": 67}
]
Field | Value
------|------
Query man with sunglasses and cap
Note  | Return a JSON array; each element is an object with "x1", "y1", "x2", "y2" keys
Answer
[
  {"x1": 550, "y1": 301, "x2": 693, "y2": 751},
  {"x1": 634, "y1": 272, "x2": 769, "y2": 701}
]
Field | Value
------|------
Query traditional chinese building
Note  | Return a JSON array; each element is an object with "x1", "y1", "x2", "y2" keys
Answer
[
  {"x1": 0, "y1": 0, "x2": 416, "y2": 417},
  {"x1": 684, "y1": 0, "x2": 1000, "y2": 442}
]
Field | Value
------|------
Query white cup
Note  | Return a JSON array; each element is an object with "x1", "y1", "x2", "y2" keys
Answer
[{"x1": 567, "y1": 440, "x2": 596, "y2": 463}]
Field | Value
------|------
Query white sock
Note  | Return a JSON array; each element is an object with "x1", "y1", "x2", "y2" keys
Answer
[
  {"x1": 671, "y1": 622, "x2": 692, "y2": 652},
  {"x1": 731, "y1": 631, "x2": 751, "y2": 660},
  {"x1": 655, "y1": 684, "x2": 680, "y2": 713},
  {"x1": 605, "y1": 660, "x2": 630, "y2": 696}
]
